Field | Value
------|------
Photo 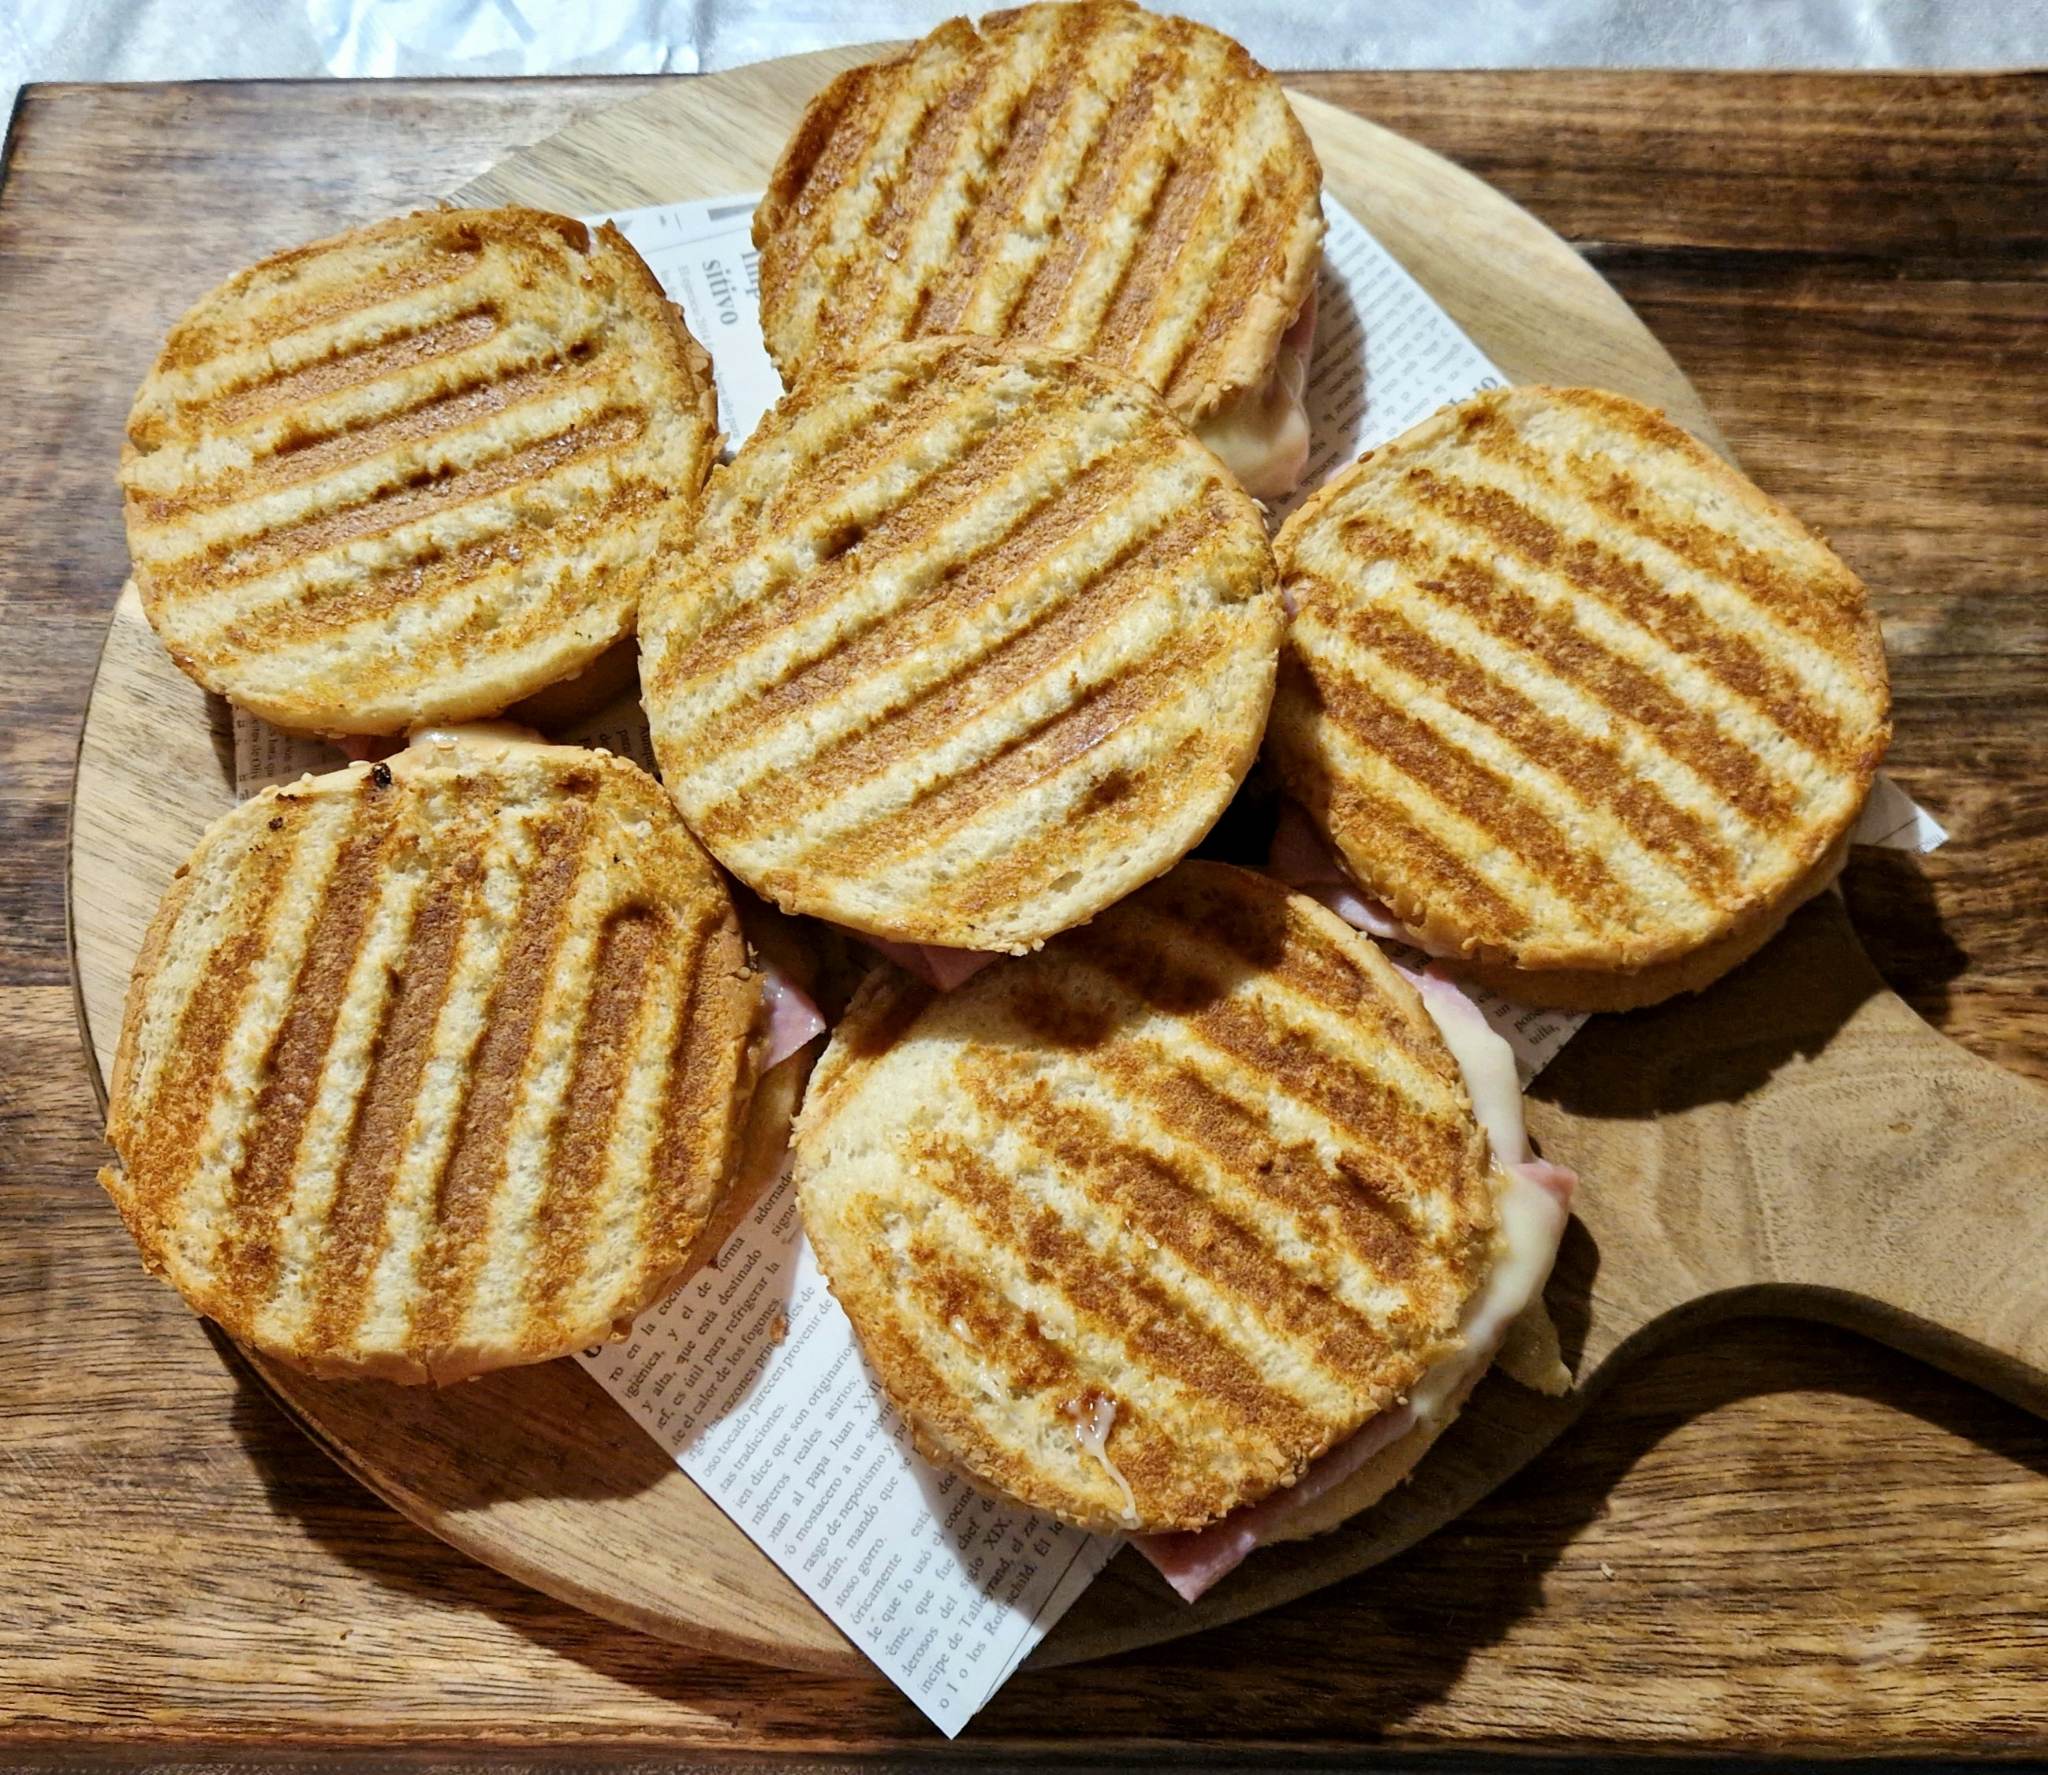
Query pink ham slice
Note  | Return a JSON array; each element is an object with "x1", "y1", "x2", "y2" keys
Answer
[
  {"x1": 862, "y1": 936, "x2": 1001, "y2": 992},
  {"x1": 1265, "y1": 799, "x2": 1415, "y2": 941},
  {"x1": 759, "y1": 960, "x2": 827, "y2": 1068},
  {"x1": 1139, "y1": 1395, "x2": 1426, "y2": 1604}
]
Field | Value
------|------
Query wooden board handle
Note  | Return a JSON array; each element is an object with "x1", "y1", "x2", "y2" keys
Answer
[{"x1": 1536, "y1": 893, "x2": 2048, "y2": 1415}]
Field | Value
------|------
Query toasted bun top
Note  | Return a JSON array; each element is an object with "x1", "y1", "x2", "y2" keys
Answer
[
  {"x1": 1269, "y1": 385, "x2": 1891, "y2": 977},
  {"x1": 121, "y1": 207, "x2": 719, "y2": 736},
  {"x1": 794, "y1": 862, "x2": 1497, "y2": 1533},
  {"x1": 101, "y1": 742, "x2": 760, "y2": 1383},
  {"x1": 754, "y1": 0, "x2": 1323, "y2": 427},
  {"x1": 640, "y1": 336, "x2": 1282, "y2": 953}
]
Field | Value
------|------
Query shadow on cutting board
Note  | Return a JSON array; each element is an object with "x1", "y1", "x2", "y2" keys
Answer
[
  {"x1": 211, "y1": 1266, "x2": 2048, "y2": 1736},
  {"x1": 988, "y1": 1317, "x2": 2048, "y2": 1742},
  {"x1": 1535, "y1": 888, "x2": 1893, "y2": 1119},
  {"x1": 1839, "y1": 842, "x2": 1968, "y2": 1030},
  {"x1": 213, "y1": 1322, "x2": 677, "y2": 1508}
]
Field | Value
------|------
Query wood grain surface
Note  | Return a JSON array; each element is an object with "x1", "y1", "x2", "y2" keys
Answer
[{"x1": 4, "y1": 69, "x2": 2046, "y2": 1761}]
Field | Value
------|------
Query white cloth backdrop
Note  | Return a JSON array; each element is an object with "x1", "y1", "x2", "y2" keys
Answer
[{"x1": 6, "y1": 0, "x2": 2046, "y2": 124}]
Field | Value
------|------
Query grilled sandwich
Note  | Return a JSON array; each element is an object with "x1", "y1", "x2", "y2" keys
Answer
[
  {"x1": 1134, "y1": 960, "x2": 1574, "y2": 1598},
  {"x1": 100, "y1": 734, "x2": 768, "y2": 1383},
  {"x1": 120, "y1": 206, "x2": 720, "y2": 737},
  {"x1": 639, "y1": 335, "x2": 1282, "y2": 956},
  {"x1": 793, "y1": 862, "x2": 1506, "y2": 1534},
  {"x1": 1268, "y1": 385, "x2": 1891, "y2": 1011},
  {"x1": 753, "y1": 0, "x2": 1325, "y2": 498}
]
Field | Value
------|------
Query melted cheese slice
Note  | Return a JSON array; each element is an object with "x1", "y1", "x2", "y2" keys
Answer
[
  {"x1": 1193, "y1": 287, "x2": 1318, "y2": 501},
  {"x1": 403, "y1": 721, "x2": 554, "y2": 759}
]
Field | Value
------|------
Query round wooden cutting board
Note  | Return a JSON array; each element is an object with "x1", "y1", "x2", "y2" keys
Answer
[{"x1": 69, "y1": 47, "x2": 2048, "y2": 1677}]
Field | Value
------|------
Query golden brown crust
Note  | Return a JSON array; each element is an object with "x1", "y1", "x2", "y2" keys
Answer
[
  {"x1": 640, "y1": 334, "x2": 1281, "y2": 953},
  {"x1": 794, "y1": 861, "x2": 1497, "y2": 1533},
  {"x1": 105, "y1": 828, "x2": 199, "y2": 1166},
  {"x1": 1270, "y1": 384, "x2": 1890, "y2": 999},
  {"x1": 1256, "y1": 1356, "x2": 1492, "y2": 1548},
  {"x1": 754, "y1": 0, "x2": 1323, "y2": 427},
  {"x1": 121, "y1": 206, "x2": 719, "y2": 736},
  {"x1": 99, "y1": 744, "x2": 761, "y2": 1384},
  {"x1": 1448, "y1": 830, "x2": 1853, "y2": 1011}
]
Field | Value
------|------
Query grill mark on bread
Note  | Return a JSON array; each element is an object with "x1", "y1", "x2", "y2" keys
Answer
[
  {"x1": 708, "y1": 489, "x2": 1207, "y2": 848},
  {"x1": 122, "y1": 819, "x2": 301, "y2": 1244},
  {"x1": 768, "y1": 410, "x2": 1047, "y2": 604},
  {"x1": 914, "y1": 1134, "x2": 1337, "y2": 1452},
  {"x1": 202, "y1": 309, "x2": 501, "y2": 431},
  {"x1": 1046, "y1": 940, "x2": 1477, "y2": 1223},
  {"x1": 855, "y1": 1236, "x2": 1200, "y2": 1523},
  {"x1": 301, "y1": 841, "x2": 476, "y2": 1354},
  {"x1": 154, "y1": 409, "x2": 644, "y2": 593},
  {"x1": 1351, "y1": 779, "x2": 1531, "y2": 937},
  {"x1": 961, "y1": 1054, "x2": 1398, "y2": 1385},
  {"x1": 761, "y1": 65, "x2": 886, "y2": 313},
  {"x1": 1091, "y1": 140, "x2": 1217, "y2": 365},
  {"x1": 1305, "y1": 665, "x2": 1641, "y2": 925},
  {"x1": 704, "y1": 449, "x2": 1172, "y2": 767},
  {"x1": 1326, "y1": 597, "x2": 1740, "y2": 894},
  {"x1": 975, "y1": 999, "x2": 1444, "y2": 1320},
  {"x1": 157, "y1": 240, "x2": 483, "y2": 373},
  {"x1": 524, "y1": 906, "x2": 659, "y2": 1336},
  {"x1": 115, "y1": 827, "x2": 255, "y2": 1132},
  {"x1": 642, "y1": 910, "x2": 747, "y2": 1277},
  {"x1": 406, "y1": 806, "x2": 590, "y2": 1356},
  {"x1": 748, "y1": 364, "x2": 1012, "y2": 542},
  {"x1": 1401, "y1": 466, "x2": 1856, "y2": 768},
  {"x1": 847, "y1": 43, "x2": 1006, "y2": 342},
  {"x1": 793, "y1": 607, "x2": 1228, "y2": 890},
  {"x1": 1155, "y1": 147, "x2": 1306, "y2": 407},
  {"x1": 1078, "y1": 142, "x2": 1211, "y2": 361},
  {"x1": 869, "y1": 7, "x2": 1108, "y2": 345},
  {"x1": 807, "y1": 976, "x2": 933, "y2": 1127},
  {"x1": 1091, "y1": 1037, "x2": 1431, "y2": 1285},
  {"x1": 670, "y1": 393, "x2": 1087, "y2": 700},
  {"x1": 1129, "y1": 881, "x2": 1448, "y2": 1074},
  {"x1": 888, "y1": 1228, "x2": 1195, "y2": 1513},
  {"x1": 1060, "y1": 918, "x2": 1473, "y2": 1189},
  {"x1": 1585, "y1": 474, "x2": 1870, "y2": 658},
  {"x1": 234, "y1": 247, "x2": 484, "y2": 351},
  {"x1": 1005, "y1": 51, "x2": 1165, "y2": 340},
  {"x1": 920, "y1": 725, "x2": 1209, "y2": 926},
  {"x1": 1094, "y1": 883, "x2": 1471, "y2": 1122},
  {"x1": 220, "y1": 479, "x2": 668, "y2": 649},
  {"x1": 774, "y1": 24, "x2": 981, "y2": 352},
  {"x1": 1033, "y1": 55, "x2": 1191, "y2": 356},
  {"x1": 899, "y1": 1234, "x2": 1088, "y2": 1397},
  {"x1": 213, "y1": 789, "x2": 396, "y2": 1309},
  {"x1": 1466, "y1": 391, "x2": 1876, "y2": 655},
  {"x1": 919, "y1": 8, "x2": 1100, "y2": 332},
  {"x1": 1316, "y1": 526, "x2": 1799, "y2": 831},
  {"x1": 756, "y1": 2, "x2": 1320, "y2": 426},
  {"x1": 863, "y1": 44, "x2": 996, "y2": 265},
  {"x1": 143, "y1": 354, "x2": 593, "y2": 521}
]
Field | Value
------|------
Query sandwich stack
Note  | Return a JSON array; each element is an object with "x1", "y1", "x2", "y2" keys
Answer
[{"x1": 94, "y1": 0, "x2": 1944, "y2": 1734}]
